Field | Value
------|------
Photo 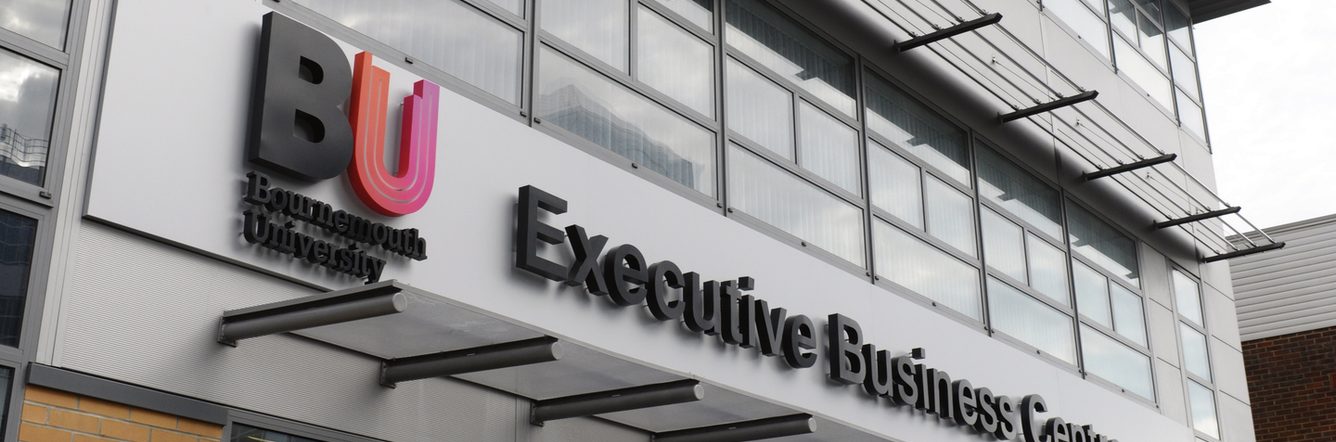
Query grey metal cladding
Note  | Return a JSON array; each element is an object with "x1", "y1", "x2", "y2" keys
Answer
[{"x1": 1231, "y1": 215, "x2": 1336, "y2": 340}]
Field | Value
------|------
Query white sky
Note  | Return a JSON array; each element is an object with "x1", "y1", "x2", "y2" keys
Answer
[{"x1": 1197, "y1": 0, "x2": 1336, "y2": 230}]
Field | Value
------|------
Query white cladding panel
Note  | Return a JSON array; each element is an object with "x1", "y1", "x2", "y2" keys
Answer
[
  {"x1": 73, "y1": 0, "x2": 1194, "y2": 440},
  {"x1": 1232, "y1": 215, "x2": 1336, "y2": 341}
]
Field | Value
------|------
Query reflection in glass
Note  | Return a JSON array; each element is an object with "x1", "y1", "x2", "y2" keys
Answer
[
  {"x1": 1188, "y1": 382, "x2": 1220, "y2": 438},
  {"x1": 0, "y1": 210, "x2": 35, "y2": 348},
  {"x1": 988, "y1": 278, "x2": 1076, "y2": 364},
  {"x1": 1074, "y1": 260, "x2": 1112, "y2": 326},
  {"x1": 1177, "y1": 89, "x2": 1206, "y2": 140},
  {"x1": 1028, "y1": 235, "x2": 1069, "y2": 305},
  {"x1": 0, "y1": 0, "x2": 70, "y2": 49},
  {"x1": 925, "y1": 176, "x2": 975, "y2": 256},
  {"x1": 1164, "y1": 5, "x2": 1192, "y2": 49},
  {"x1": 1110, "y1": 284, "x2": 1147, "y2": 345},
  {"x1": 655, "y1": 0, "x2": 714, "y2": 32},
  {"x1": 1108, "y1": 0, "x2": 1137, "y2": 39},
  {"x1": 729, "y1": 145, "x2": 864, "y2": 265},
  {"x1": 1170, "y1": 44, "x2": 1198, "y2": 98},
  {"x1": 982, "y1": 208, "x2": 1026, "y2": 283},
  {"x1": 1081, "y1": 325, "x2": 1154, "y2": 399},
  {"x1": 297, "y1": 0, "x2": 523, "y2": 103},
  {"x1": 0, "y1": 48, "x2": 58, "y2": 186},
  {"x1": 724, "y1": 0, "x2": 855, "y2": 115},
  {"x1": 876, "y1": 221, "x2": 981, "y2": 319},
  {"x1": 542, "y1": 0, "x2": 628, "y2": 71},
  {"x1": 977, "y1": 146, "x2": 1063, "y2": 239},
  {"x1": 1115, "y1": 38, "x2": 1173, "y2": 110},
  {"x1": 1067, "y1": 204, "x2": 1140, "y2": 286},
  {"x1": 231, "y1": 424, "x2": 321, "y2": 442},
  {"x1": 1172, "y1": 270, "x2": 1203, "y2": 325},
  {"x1": 865, "y1": 74, "x2": 971, "y2": 185},
  {"x1": 868, "y1": 142, "x2": 923, "y2": 228},
  {"x1": 1046, "y1": 0, "x2": 1110, "y2": 58},
  {"x1": 798, "y1": 101, "x2": 859, "y2": 194},
  {"x1": 1136, "y1": 12, "x2": 1167, "y2": 68},
  {"x1": 1180, "y1": 323, "x2": 1211, "y2": 380},
  {"x1": 537, "y1": 48, "x2": 716, "y2": 195},
  {"x1": 637, "y1": 6, "x2": 715, "y2": 118},
  {"x1": 726, "y1": 59, "x2": 793, "y2": 159}
]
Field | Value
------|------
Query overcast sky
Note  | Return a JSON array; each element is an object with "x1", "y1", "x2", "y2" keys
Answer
[{"x1": 1197, "y1": 1, "x2": 1336, "y2": 230}]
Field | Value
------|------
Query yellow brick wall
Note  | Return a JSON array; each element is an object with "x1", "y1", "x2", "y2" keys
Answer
[{"x1": 18, "y1": 386, "x2": 224, "y2": 442}]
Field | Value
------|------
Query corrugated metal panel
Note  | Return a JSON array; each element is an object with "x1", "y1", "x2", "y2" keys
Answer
[{"x1": 1230, "y1": 215, "x2": 1336, "y2": 341}]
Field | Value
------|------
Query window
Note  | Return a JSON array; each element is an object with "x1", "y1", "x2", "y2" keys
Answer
[
  {"x1": 232, "y1": 424, "x2": 322, "y2": 442},
  {"x1": 295, "y1": 0, "x2": 524, "y2": 104},
  {"x1": 977, "y1": 147, "x2": 1069, "y2": 305},
  {"x1": 977, "y1": 147, "x2": 1062, "y2": 239},
  {"x1": 724, "y1": 0, "x2": 855, "y2": 116},
  {"x1": 0, "y1": 0, "x2": 70, "y2": 50},
  {"x1": 865, "y1": 74, "x2": 970, "y2": 185},
  {"x1": 1067, "y1": 204, "x2": 1139, "y2": 286},
  {"x1": 654, "y1": 0, "x2": 713, "y2": 32},
  {"x1": 1172, "y1": 269, "x2": 1203, "y2": 325},
  {"x1": 541, "y1": 0, "x2": 628, "y2": 71},
  {"x1": 868, "y1": 142, "x2": 923, "y2": 228},
  {"x1": 726, "y1": 58, "x2": 794, "y2": 158},
  {"x1": 797, "y1": 100, "x2": 860, "y2": 194},
  {"x1": 1080, "y1": 325, "x2": 1153, "y2": 399},
  {"x1": 1187, "y1": 381, "x2": 1220, "y2": 438},
  {"x1": 875, "y1": 221, "x2": 981, "y2": 320},
  {"x1": 1045, "y1": 0, "x2": 1110, "y2": 58},
  {"x1": 536, "y1": 47, "x2": 716, "y2": 196},
  {"x1": 988, "y1": 278, "x2": 1076, "y2": 363},
  {"x1": 1173, "y1": 268, "x2": 1220, "y2": 438},
  {"x1": 0, "y1": 208, "x2": 35, "y2": 348},
  {"x1": 637, "y1": 6, "x2": 715, "y2": 118},
  {"x1": 0, "y1": 48, "x2": 59, "y2": 186}
]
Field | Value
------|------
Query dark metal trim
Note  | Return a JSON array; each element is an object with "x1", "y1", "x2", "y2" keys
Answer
[
  {"x1": 1151, "y1": 206, "x2": 1242, "y2": 230},
  {"x1": 1081, "y1": 154, "x2": 1178, "y2": 181},
  {"x1": 1201, "y1": 242, "x2": 1286, "y2": 263},
  {"x1": 894, "y1": 13, "x2": 1003, "y2": 52},
  {"x1": 26, "y1": 364, "x2": 229, "y2": 424},
  {"x1": 652, "y1": 414, "x2": 816, "y2": 442},
  {"x1": 217, "y1": 281, "x2": 408, "y2": 346},
  {"x1": 998, "y1": 90, "x2": 1099, "y2": 123},
  {"x1": 530, "y1": 379, "x2": 704, "y2": 426},
  {"x1": 379, "y1": 336, "x2": 561, "y2": 387}
]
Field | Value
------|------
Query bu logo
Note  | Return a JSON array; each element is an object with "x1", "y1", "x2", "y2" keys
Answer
[{"x1": 247, "y1": 12, "x2": 440, "y2": 216}]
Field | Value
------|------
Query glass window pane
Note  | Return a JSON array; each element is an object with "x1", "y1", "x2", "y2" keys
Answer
[
  {"x1": 1111, "y1": 284, "x2": 1147, "y2": 346},
  {"x1": 1115, "y1": 37, "x2": 1173, "y2": 110},
  {"x1": 231, "y1": 424, "x2": 322, "y2": 442},
  {"x1": 0, "y1": 210, "x2": 36, "y2": 348},
  {"x1": 982, "y1": 208, "x2": 1026, "y2": 283},
  {"x1": 729, "y1": 145, "x2": 864, "y2": 265},
  {"x1": 988, "y1": 278, "x2": 1077, "y2": 363},
  {"x1": 1067, "y1": 204, "x2": 1140, "y2": 286},
  {"x1": 637, "y1": 7, "x2": 715, "y2": 118},
  {"x1": 1169, "y1": 44, "x2": 1198, "y2": 98},
  {"x1": 977, "y1": 147, "x2": 1063, "y2": 238},
  {"x1": 798, "y1": 101, "x2": 860, "y2": 194},
  {"x1": 1028, "y1": 235, "x2": 1069, "y2": 305},
  {"x1": 1180, "y1": 323, "x2": 1211, "y2": 380},
  {"x1": 926, "y1": 176, "x2": 975, "y2": 256},
  {"x1": 480, "y1": 0, "x2": 523, "y2": 16},
  {"x1": 1188, "y1": 381, "x2": 1220, "y2": 439},
  {"x1": 297, "y1": 0, "x2": 524, "y2": 103},
  {"x1": 1133, "y1": 0, "x2": 1163, "y2": 22},
  {"x1": 1108, "y1": 0, "x2": 1137, "y2": 39},
  {"x1": 1136, "y1": 12, "x2": 1167, "y2": 69},
  {"x1": 1074, "y1": 259, "x2": 1112, "y2": 326},
  {"x1": 876, "y1": 221, "x2": 981, "y2": 319},
  {"x1": 726, "y1": 59, "x2": 794, "y2": 159},
  {"x1": 868, "y1": 141, "x2": 923, "y2": 228},
  {"x1": 537, "y1": 48, "x2": 716, "y2": 195},
  {"x1": 1164, "y1": 5, "x2": 1192, "y2": 50},
  {"x1": 865, "y1": 75, "x2": 971, "y2": 185},
  {"x1": 0, "y1": 0, "x2": 69, "y2": 49},
  {"x1": 1046, "y1": 0, "x2": 1110, "y2": 58},
  {"x1": 541, "y1": 0, "x2": 628, "y2": 71},
  {"x1": 724, "y1": 0, "x2": 855, "y2": 116},
  {"x1": 655, "y1": 0, "x2": 714, "y2": 32},
  {"x1": 1080, "y1": 325, "x2": 1154, "y2": 399},
  {"x1": 1172, "y1": 269, "x2": 1203, "y2": 325},
  {"x1": 1177, "y1": 89, "x2": 1206, "y2": 140},
  {"x1": 0, "y1": 49, "x2": 58, "y2": 186}
]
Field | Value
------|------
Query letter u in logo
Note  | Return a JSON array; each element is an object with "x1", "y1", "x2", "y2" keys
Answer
[{"x1": 347, "y1": 52, "x2": 440, "y2": 216}]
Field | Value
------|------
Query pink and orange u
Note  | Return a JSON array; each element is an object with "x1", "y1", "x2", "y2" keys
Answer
[{"x1": 347, "y1": 52, "x2": 440, "y2": 217}]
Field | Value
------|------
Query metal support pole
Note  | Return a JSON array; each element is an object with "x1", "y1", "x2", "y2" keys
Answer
[
  {"x1": 1082, "y1": 153, "x2": 1178, "y2": 181},
  {"x1": 530, "y1": 380, "x2": 704, "y2": 425},
  {"x1": 894, "y1": 13, "x2": 1003, "y2": 52},
  {"x1": 380, "y1": 337, "x2": 562, "y2": 387},
  {"x1": 218, "y1": 283, "x2": 406, "y2": 346},
  {"x1": 1202, "y1": 242, "x2": 1286, "y2": 263},
  {"x1": 998, "y1": 90, "x2": 1099, "y2": 123},
  {"x1": 653, "y1": 414, "x2": 816, "y2": 442},
  {"x1": 1151, "y1": 206, "x2": 1242, "y2": 229}
]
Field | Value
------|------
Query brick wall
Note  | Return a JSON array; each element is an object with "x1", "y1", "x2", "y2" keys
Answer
[
  {"x1": 1243, "y1": 326, "x2": 1336, "y2": 442},
  {"x1": 17, "y1": 385, "x2": 223, "y2": 442}
]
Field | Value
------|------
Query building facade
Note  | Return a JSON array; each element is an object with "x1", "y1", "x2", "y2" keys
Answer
[
  {"x1": 1231, "y1": 215, "x2": 1336, "y2": 442},
  {"x1": 0, "y1": 0, "x2": 1279, "y2": 441}
]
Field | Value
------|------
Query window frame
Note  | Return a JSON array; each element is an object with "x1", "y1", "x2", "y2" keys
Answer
[{"x1": 225, "y1": 410, "x2": 382, "y2": 442}]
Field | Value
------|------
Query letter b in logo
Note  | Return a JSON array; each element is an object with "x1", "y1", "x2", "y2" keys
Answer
[{"x1": 248, "y1": 12, "x2": 439, "y2": 216}]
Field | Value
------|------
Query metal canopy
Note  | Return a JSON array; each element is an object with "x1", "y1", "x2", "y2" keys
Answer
[
  {"x1": 863, "y1": 0, "x2": 1284, "y2": 263},
  {"x1": 217, "y1": 281, "x2": 888, "y2": 441}
]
